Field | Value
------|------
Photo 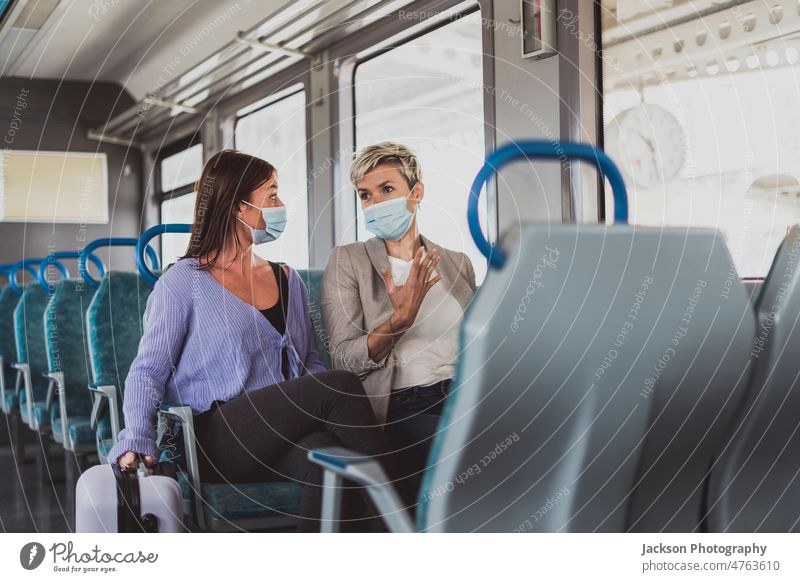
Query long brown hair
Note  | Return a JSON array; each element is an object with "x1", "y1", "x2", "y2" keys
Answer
[{"x1": 182, "y1": 149, "x2": 275, "y2": 270}]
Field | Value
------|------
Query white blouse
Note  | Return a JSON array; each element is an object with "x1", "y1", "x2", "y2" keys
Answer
[{"x1": 387, "y1": 249, "x2": 464, "y2": 390}]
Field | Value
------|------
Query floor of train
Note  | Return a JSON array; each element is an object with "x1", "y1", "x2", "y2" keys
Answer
[{"x1": 0, "y1": 443, "x2": 72, "y2": 533}]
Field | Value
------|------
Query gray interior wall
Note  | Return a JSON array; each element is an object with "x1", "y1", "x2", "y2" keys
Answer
[
  {"x1": 491, "y1": 0, "x2": 600, "y2": 233},
  {"x1": 492, "y1": 0, "x2": 562, "y2": 233},
  {"x1": 0, "y1": 77, "x2": 143, "y2": 275}
]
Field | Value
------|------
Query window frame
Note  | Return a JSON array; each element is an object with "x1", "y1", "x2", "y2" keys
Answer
[
  {"x1": 348, "y1": 3, "x2": 486, "y2": 242},
  {"x1": 232, "y1": 85, "x2": 306, "y2": 148},
  {"x1": 231, "y1": 84, "x2": 312, "y2": 268},
  {"x1": 332, "y1": 0, "x2": 493, "y2": 246}
]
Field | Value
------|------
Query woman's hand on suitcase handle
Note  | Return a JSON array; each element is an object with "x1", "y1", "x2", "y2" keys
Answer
[{"x1": 117, "y1": 450, "x2": 155, "y2": 472}]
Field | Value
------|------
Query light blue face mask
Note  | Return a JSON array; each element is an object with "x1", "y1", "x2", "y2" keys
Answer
[
  {"x1": 238, "y1": 201, "x2": 287, "y2": 244},
  {"x1": 363, "y1": 189, "x2": 418, "y2": 241}
]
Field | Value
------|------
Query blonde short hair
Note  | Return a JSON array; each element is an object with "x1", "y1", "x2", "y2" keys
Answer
[{"x1": 349, "y1": 141, "x2": 422, "y2": 188}]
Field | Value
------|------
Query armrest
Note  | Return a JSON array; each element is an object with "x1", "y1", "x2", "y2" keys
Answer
[
  {"x1": 308, "y1": 447, "x2": 414, "y2": 533},
  {"x1": 159, "y1": 404, "x2": 206, "y2": 530},
  {"x1": 45, "y1": 371, "x2": 70, "y2": 448},
  {"x1": 12, "y1": 363, "x2": 34, "y2": 429},
  {"x1": 44, "y1": 372, "x2": 59, "y2": 408},
  {"x1": 87, "y1": 385, "x2": 107, "y2": 430},
  {"x1": 13, "y1": 365, "x2": 22, "y2": 396},
  {"x1": 87, "y1": 384, "x2": 120, "y2": 442}
]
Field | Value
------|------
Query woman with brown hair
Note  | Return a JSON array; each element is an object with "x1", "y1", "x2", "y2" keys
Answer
[{"x1": 108, "y1": 150, "x2": 404, "y2": 532}]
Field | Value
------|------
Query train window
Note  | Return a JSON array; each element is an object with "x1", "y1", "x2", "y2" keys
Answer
[
  {"x1": 159, "y1": 143, "x2": 203, "y2": 194},
  {"x1": 601, "y1": 2, "x2": 797, "y2": 277},
  {"x1": 235, "y1": 89, "x2": 309, "y2": 269},
  {"x1": 353, "y1": 11, "x2": 487, "y2": 282},
  {"x1": 157, "y1": 140, "x2": 202, "y2": 266},
  {"x1": 160, "y1": 192, "x2": 195, "y2": 267}
]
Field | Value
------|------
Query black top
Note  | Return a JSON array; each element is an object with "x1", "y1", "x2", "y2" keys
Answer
[{"x1": 260, "y1": 261, "x2": 291, "y2": 380}]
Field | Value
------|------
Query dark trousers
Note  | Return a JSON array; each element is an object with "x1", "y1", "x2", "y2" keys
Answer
[
  {"x1": 191, "y1": 370, "x2": 406, "y2": 532},
  {"x1": 385, "y1": 379, "x2": 451, "y2": 505}
]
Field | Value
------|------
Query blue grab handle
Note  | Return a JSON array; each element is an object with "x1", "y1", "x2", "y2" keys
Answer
[
  {"x1": 9, "y1": 258, "x2": 46, "y2": 295},
  {"x1": 80, "y1": 237, "x2": 160, "y2": 289},
  {"x1": 37, "y1": 251, "x2": 105, "y2": 291},
  {"x1": 137, "y1": 224, "x2": 192, "y2": 285},
  {"x1": 468, "y1": 140, "x2": 629, "y2": 268}
]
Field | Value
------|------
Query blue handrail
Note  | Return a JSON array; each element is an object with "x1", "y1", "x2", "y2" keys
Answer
[
  {"x1": 137, "y1": 224, "x2": 192, "y2": 285},
  {"x1": 79, "y1": 237, "x2": 160, "y2": 289},
  {"x1": 468, "y1": 140, "x2": 629, "y2": 269},
  {"x1": 8, "y1": 258, "x2": 46, "y2": 295},
  {"x1": 37, "y1": 250, "x2": 106, "y2": 291},
  {"x1": 0, "y1": 264, "x2": 13, "y2": 279}
]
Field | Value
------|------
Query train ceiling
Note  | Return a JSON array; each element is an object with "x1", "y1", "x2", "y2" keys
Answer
[
  {"x1": 1, "y1": 0, "x2": 436, "y2": 147},
  {"x1": 603, "y1": 0, "x2": 800, "y2": 90}
]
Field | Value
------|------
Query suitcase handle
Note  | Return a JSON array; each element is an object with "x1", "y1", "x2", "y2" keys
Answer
[
  {"x1": 468, "y1": 140, "x2": 629, "y2": 268},
  {"x1": 111, "y1": 454, "x2": 176, "y2": 532},
  {"x1": 111, "y1": 462, "x2": 145, "y2": 533},
  {"x1": 120, "y1": 453, "x2": 178, "y2": 478}
]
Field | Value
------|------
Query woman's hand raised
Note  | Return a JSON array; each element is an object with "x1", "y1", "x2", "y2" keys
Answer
[{"x1": 380, "y1": 246, "x2": 442, "y2": 333}]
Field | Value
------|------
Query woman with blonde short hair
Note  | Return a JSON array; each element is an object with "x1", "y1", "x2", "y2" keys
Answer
[{"x1": 321, "y1": 141, "x2": 476, "y2": 500}]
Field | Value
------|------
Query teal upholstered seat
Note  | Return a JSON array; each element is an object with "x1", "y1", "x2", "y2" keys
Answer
[
  {"x1": 87, "y1": 272, "x2": 153, "y2": 393},
  {"x1": 295, "y1": 269, "x2": 329, "y2": 368},
  {"x1": 177, "y1": 470, "x2": 191, "y2": 499},
  {"x1": 19, "y1": 394, "x2": 46, "y2": 427},
  {"x1": 4, "y1": 391, "x2": 18, "y2": 413},
  {"x1": 198, "y1": 481, "x2": 302, "y2": 522},
  {"x1": 33, "y1": 401, "x2": 51, "y2": 428},
  {"x1": 19, "y1": 395, "x2": 51, "y2": 429},
  {"x1": 44, "y1": 279, "x2": 98, "y2": 448},
  {"x1": 52, "y1": 418, "x2": 94, "y2": 445},
  {"x1": 86, "y1": 272, "x2": 154, "y2": 456},
  {"x1": 14, "y1": 284, "x2": 53, "y2": 429},
  {"x1": 18, "y1": 391, "x2": 29, "y2": 423},
  {"x1": 172, "y1": 468, "x2": 301, "y2": 523},
  {"x1": 0, "y1": 285, "x2": 21, "y2": 414}
]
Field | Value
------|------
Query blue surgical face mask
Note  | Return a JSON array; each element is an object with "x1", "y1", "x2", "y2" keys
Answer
[
  {"x1": 363, "y1": 186, "x2": 418, "y2": 241},
  {"x1": 238, "y1": 201, "x2": 287, "y2": 244}
]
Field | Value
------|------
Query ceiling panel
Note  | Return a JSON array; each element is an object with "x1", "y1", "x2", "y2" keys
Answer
[{"x1": 7, "y1": 0, "x2": 286, "y2": 99}]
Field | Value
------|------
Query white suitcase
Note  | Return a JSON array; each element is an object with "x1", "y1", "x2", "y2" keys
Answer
[{"x1": 76, "y1": 460, "x2": 185, "y2": 533}]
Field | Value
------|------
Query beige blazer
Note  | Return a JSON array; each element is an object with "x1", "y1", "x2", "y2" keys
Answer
[{"x1": 320, "y1": 235, "x2": 476, "y2": 423}]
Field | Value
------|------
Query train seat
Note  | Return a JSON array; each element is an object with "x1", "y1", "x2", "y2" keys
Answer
[
  {"x1": 0, "y1": 285, "x2": 21, "y2": 414},
  {"x1": 295, "y1": 269, "x2": 330, "y2": 367},
  {"x1": 310, "y1": 223, "x2": 757, "y2": 533},
  {"x1": 86, "y1": 271, "x2": 154, "y2": 463},
  {"x1": 418, "y1": 224, "x2": 755, "y2": 532},
  {"x1": 708, "y1": 225, "x2": 800, "y2": 532},
  {"x1": 14, "y1": 283, "x2": 56, "y2": 431},
  {"x1": 157, "y1": 404, "x2": 302, "y2": 532},
  {"x1": 307, "y1": 140, "x2": 758, "y2": 533},
  {"x1": 44, "y1": 279, "x2": 100, "y2": 451}
]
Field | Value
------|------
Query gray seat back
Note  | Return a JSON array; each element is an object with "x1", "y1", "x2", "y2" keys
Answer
[
  {"x1": 418, "y1": 224, "x2": 755, "y2": 532},
  {"x1": 708, "y1": 225, "x2": 800, "y2": 531}
]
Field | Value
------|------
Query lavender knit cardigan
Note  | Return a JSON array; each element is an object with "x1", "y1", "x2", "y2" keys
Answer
[{"x1": 107, "y1": 258, "x2": 327, "y2": 463}]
